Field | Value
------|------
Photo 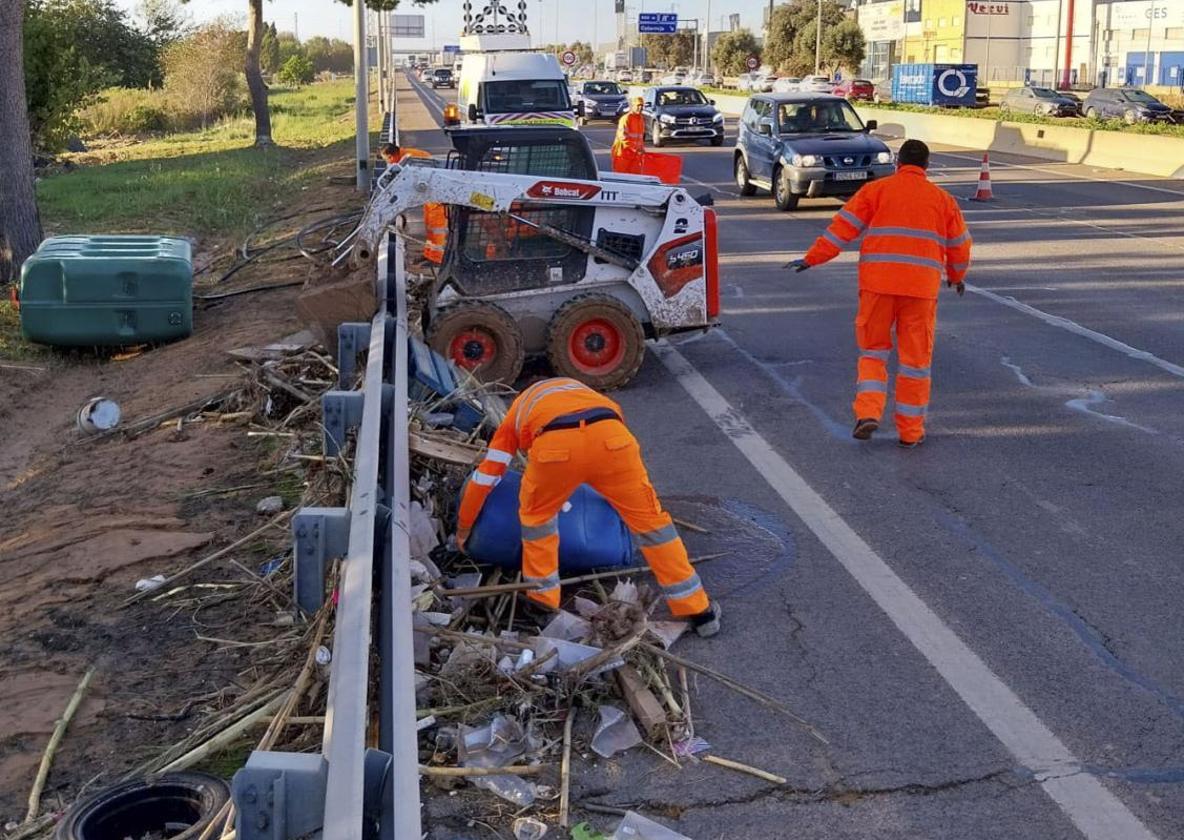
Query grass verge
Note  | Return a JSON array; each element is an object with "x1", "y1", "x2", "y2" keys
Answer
[
  {"x1": 0, "y1": 300, "x2": 48, "y2": 363},
  {"x1": 37, "y1": 80, "x2": 368, "y2": 238}
]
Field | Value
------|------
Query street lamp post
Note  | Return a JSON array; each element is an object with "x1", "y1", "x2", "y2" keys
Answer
[{"x1": 815, "y1": 0, "x2": 823, "y2": 74}]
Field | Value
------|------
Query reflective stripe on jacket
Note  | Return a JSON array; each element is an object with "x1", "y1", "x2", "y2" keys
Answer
[
  {"x1": 803, "y1": 165, "x2": 972, "y2": 299},
  {"x1": 456, "y1": 378, "x2": 624, "y2": 530}
]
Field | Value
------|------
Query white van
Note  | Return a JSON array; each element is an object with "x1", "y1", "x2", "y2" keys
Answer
[{"x1": 457, "y1": 51, "x2": 576, "y2": 128}]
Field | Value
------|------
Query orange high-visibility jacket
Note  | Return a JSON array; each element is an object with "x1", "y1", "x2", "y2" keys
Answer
[
  {"x1": 457, "y1": 379, "x2": 622, "y2": 531},
  {"x1": 612, "y1": 112, "x2": 646, "y2": 157},
  {"x1": 804, "y1": 165, "x2": 972, "y2": 299}
]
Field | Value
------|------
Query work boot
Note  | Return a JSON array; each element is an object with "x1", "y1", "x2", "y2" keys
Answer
[
  {"x1": 898, "y1": 435, "x2": 927, "y2": 449},
  {"x1": 852, "y1": 418, "x2": 879, "y2": 440},
  {"x1": 690, "y1": 602, "x2": 722, "y2": 638}
]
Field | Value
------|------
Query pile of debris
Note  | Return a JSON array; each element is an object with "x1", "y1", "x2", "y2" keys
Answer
[{"x1": 402, "y1": 340, "x2": 824, "y2": 839}]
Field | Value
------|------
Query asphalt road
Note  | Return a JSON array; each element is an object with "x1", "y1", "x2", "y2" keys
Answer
[{"x1": 406, "y1": 77, "x2": 1184, "y2": 840}]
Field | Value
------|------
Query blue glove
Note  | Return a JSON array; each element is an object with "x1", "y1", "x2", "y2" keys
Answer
[{"x1": 785, "y1": 258, "x2": 810, "y2": 273}]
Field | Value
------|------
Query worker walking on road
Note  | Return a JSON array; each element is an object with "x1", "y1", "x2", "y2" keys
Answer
[
  {"x1": 790, "y1": 140, "x2": 972, "y2": 448},
  {"x1": 456, "y1": 377, "x2": 721, "y2": 636},
  {"x1": 611, "y1": 94, "x2": 647, "y2": 175}
]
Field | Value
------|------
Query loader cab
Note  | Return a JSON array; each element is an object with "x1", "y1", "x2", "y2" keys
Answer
[{"x1": 442, "y1": 128, "x2": 599, "y2": 296}]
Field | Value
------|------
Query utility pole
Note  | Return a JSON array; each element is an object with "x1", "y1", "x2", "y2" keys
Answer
[
  {"x1": 353, "y1": 0, "x2": 369, "y2": 192},
  {"x1": 294, "y1": 12, "x2": 299, "y2": 40},
  {"x1": 815, "y1": 0, "x2": 822, "y2": 74},
  {"x1": 704, "y1": 0, "x2": 711, "y2": 74}
]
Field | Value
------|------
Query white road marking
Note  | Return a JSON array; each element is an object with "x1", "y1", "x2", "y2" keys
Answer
[
  {"x1": 654, "y1": 340, "x2": 1161, "y2": 840},
  {"x1": 936, "y1": 150, "x2": 1184, "y2": 199},
  {"x1": 967, "y1": 285, "x2": 1184, "y2": 380}
]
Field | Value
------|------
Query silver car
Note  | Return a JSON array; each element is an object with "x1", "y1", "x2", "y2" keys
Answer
[
  {"x1": 999, "y1": 86, "x2": 1079, "y2": 117},
  {"x1": 799, "y1": 75, "x2": 833, "y2": 93}
]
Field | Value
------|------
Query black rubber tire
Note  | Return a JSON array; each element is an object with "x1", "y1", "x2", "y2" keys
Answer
[
  {"x1": 546, "y1": 294, "x2": 646, "y2": 391},
  {"x1": 1086, "y1": 107, "x2": 1099, "y2": 120},
  {"x1": 1124, "y1": 109, "x2": 1138, "y2": 125},
  {"x1": 773, "y1": 167, "x2": 800, "y2": 211},
  {"x1": 427, "y1": 301, "x2": 525, "y2": 385},
  {"x1": 57, "y1": 773, "x2": 230, "y2": 840},
  {"x1": 651, "y1": 120, "x2": 665, "y2": 148},
  {"x1": 735, "y1": 154, "x2": 757, "y2": 196}
]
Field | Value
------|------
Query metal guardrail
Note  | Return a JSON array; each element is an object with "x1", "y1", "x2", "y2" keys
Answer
[{"x1": 231, "y1": 231, "x2": 420, "y2": 840}]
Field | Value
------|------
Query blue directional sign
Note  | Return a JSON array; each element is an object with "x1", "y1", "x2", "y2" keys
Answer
[{"x1": 638, "y1": 12, "x2": 678, "y2": 33}]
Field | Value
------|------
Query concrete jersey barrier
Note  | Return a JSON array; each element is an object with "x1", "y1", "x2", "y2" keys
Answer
[{"x1": 707, "y1": 91, "x2": 1184, "y2": 180}]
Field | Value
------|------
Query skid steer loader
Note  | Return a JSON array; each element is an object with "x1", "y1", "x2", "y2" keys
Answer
[{"x1": 349, "y1": 140, "x2": 719, "y2": 390}]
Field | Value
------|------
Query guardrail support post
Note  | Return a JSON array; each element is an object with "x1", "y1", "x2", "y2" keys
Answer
[
  {"x1": 337, "y1": 322, "x2": 373, "y2": 389},
  {"x1": 322, "y1": 391, "x2": 366, "y2": 457},
  {"x1": 292, "y1": 508, "x2": 351, "y2": 613},
  {"x1": 232, "y1": 752, "x2": 327, "y2": 840}
]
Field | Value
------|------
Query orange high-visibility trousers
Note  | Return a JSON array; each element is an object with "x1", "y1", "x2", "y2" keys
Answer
[
  {"x1": 518, "y1": 420, "x2": 708, "y2": 616},
  {"x1": 423, "y1": 202, "x2": 447, "y2": 264},
  {"x1": 854, "y1": 291, "x2": 936, "y2": 444}
]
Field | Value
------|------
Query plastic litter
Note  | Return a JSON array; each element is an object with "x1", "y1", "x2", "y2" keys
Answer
[
  {"x1": 459, "y1": 715, "x2": 537, "y2": 806},
  {"x1": 409, "y1": 500, "x2": 440, "y2": 560},
  {"x1": 591, "y1": 705, "x2": 643, "y2": 758},
  {"x1": 572, "y1": 596, "x2": 602, "y2": 619},
  {"x1": 315, "y1": 645, "x2": 332, "y2": 665},
  {"x1": 672, "y1": 736, "x2": 710, "y2": 758},
  {"x1": 512, "y1": 816, "x2": 548, "y2": 839},
  {"x1": 610, "y1": 581, "x2": 639, "y2": 605},
  {"x1": 134, "y1": 575, "x2": 166, "y2": 593},
  {"x1": 532, "y1": 637, "x2": 623, "y2": 676},
  {"x1": 76, "y1": 397, "x2": 121, "y2": 434},
  {"x1": 647, "y1": 620, "x2": 688, "y2": 650},
  {"x1": 541, "y1": 610, "x2": 594, "y2": 643},
  {"x1": 255, "y1": 496, "x2": 285, "y2": 515},
  {"x1": 611, "y1": 811, "x2": 692, "y2": 840}
]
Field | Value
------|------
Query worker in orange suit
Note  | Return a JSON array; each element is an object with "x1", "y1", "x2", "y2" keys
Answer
[
  {"x1": 380, "y1": 144, "x2": 447, "y2": 264},
  {"x1": 611, "y1": 94, "x2": 647, "y2": 175},
  {"x1": 789, "y1": 140, "x2": 972, "y2": 448},
  {"x1": 456, "y1": 377, "x2": 721, "y2": 637}
]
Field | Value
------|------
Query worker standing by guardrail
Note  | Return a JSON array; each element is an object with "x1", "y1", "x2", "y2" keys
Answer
[
  {"x1": 611, "y1": 94, "x2": 647, "y2": 175},
  {"x1": 788, "y1": 140, "x2": 972, "y2": 448},
  {"x1": 380, "y1": 143, "x2": 447, "y2": 265},
  {"x1": 456, "y1": 377, "x2": 722, "y2": 637}
]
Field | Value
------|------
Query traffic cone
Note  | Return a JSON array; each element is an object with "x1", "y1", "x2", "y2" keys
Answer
[{"x1": 971, "y1": 152, "x2": 994, "y2": 201}]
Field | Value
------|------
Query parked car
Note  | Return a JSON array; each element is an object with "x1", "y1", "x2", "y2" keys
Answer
[
  {"x1": 799, "y1": 75, "x2": 833, "y2": 93},
  {"x1": 642, "y1": 85, "x2": 725, "y2": 147},
  {"x1": 736, "y1": 73, "x2": 756, "y2": 91},
  {"x1": 615, "y1": 70, "x2": 633, "y2": 83},
  {"x1": 1060, "y1": 90, "x2": 1085, "y2": 114},
  {"x1": 733, "y1": 93, "x2": 894, "y2": 211},
  {"x1": 1082, "y1": 87, "x2": 1175, "y2": 123},
  {"x1": 573, "y1": 80, "x2": 628, "y2": 124},
  {"x1": 752, "y1": 74, "x2": 780, "y2": 92},
  {"x1": 772, "y1": 77, "x2": 803, "y2": 93},
  {"x1": 999, "y1": 86, "x2": 1078, "y2": 117},
  {"x1": 429, "y1": 67, "x2": 455, "y2": 89},
  {"x1": 697, "y1": 72, "x2": 720, "y2": 87},
  {"x1": 832, "y1": 78, "x2": 875, "y2": 101},
  {"x1": 872, "y1": 79, "x2": 892, "y2": 104}
]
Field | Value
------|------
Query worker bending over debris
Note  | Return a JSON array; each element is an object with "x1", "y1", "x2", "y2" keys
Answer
[
  {"x1": 789, "y1": 139, "x2": 972, "y2": 448},
  {"x1": 457, "y1": 377, "x2": 721, "y2": 637},
  {"x1": 611, "y1": 94, "x2": 647, "y2": 175},
  {"x1": 379, "y1": 143, "x2": 447, "y2": 265}
]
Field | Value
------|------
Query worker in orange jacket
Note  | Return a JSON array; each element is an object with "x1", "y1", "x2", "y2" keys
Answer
[
  {"x1": 380, "y1": 143, "x2": 447, "y2": 264},
  {"x1": 790, "y1": 140, "x2": 972, "y2": 448},
  {"x1": 456, "y1": 377, "x2": 721, "y2": 636},
  {"x1": 611, "y1": 94, "x2": 647, "y2": 175}
]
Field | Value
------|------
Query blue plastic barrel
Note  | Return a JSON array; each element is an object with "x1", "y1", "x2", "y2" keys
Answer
[{"x1": 463, "y1": 470, "x2": 634, "y2": 572}]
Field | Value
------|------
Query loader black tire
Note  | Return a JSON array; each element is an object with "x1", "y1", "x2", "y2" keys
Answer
[
  {"x1": 427, "y1": 301, "x2": 525, "y2": 385},
  {"x1": 546, "y1": 294, "x2": 646, "y2": 391}
]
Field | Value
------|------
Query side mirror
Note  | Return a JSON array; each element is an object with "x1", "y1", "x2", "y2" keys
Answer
[
  {"x1": 709, "y1": 99, "x2": 716, "y2": 105},
  {"x1": 865, "y1": 119, "x2": 878, "y2": 132},
  {"x1": 467, "y1": 103, "x2": 479, "y2": 123},
  {"x1": 758, "y1": 118, "x2": 773, "y2": 136}
]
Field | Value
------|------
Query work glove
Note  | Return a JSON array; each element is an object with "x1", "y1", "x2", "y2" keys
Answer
[
  {"x1": 948, "y1": 280, "x2": 965, "y2": 297},
  {"x1": 785, "y1": 258, "x2": 810, "y2": 273}
]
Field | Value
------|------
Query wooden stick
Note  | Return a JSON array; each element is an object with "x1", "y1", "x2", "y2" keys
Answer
[
  {"x1": 122, "y1": 510, "x2": 294, "y2": 607},
  {"x1": 639, "y1": 643, "x2": 829, "y2": 745},
  {"x1": 25, "y1": 668, "x2": 95, "y2": 821},
  {"x1": 440, "y1": 554, "x2": 728, "y2": 599},
  {"x1": 159, "y1": 693, "x2": 287, "y2": 772},
  {"x1": 672, "y1": 516, "x2": 710, "y2": 534},
  {"x1": 196, "y1": 801, "x2": 232, "y2": 840},
  {"x1": 414, "y1": 626, "x2": 532, "y2": 651},
  {"x1": 259, "y1": 604, "x2": 331, "y2": 748},
  {"x1": 702, "y1": 754, "x2": 787, "y2": 785},
  {"x1": 6, "y1": 813, "x2": 55, "y2": 840},
  {"x1": 418, "y1": 764, "x2": 542, "y2": 777},
  {"x1": 559, "y1": 708, "x2": 575, "y2": 828}
]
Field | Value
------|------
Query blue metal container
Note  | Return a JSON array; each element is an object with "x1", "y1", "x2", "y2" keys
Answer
[
  {"x1": 891, "y1": 63, "x2": 978, "y2": 107},
  {"x1": 463, "y1": 469, "x2": 634, "y2": 573}
]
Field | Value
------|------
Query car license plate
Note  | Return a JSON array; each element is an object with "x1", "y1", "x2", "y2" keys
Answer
[{"x1": 834, "y1": 171, "x2": 868, "y2": 181}]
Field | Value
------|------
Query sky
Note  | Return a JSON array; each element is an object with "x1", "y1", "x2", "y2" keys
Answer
[{"x1": 114, "y1": 0, "x2": 775, "y2": 49}]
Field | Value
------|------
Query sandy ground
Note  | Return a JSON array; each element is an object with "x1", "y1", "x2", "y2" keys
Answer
[{"x1": 0, "y1": 158, "x2": 362, "y2": 821}]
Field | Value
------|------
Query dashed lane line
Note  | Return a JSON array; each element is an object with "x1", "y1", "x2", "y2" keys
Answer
[{"x1": 654, "y1": 340, "x2": 1161, "y2": 840}]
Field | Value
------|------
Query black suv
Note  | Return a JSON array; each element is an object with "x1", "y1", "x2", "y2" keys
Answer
[
  {"x1": 1082, "y1": 87, "x2": 1175, "y2": 123},
  {"x1": 429, "y1": 68, "x2": 454, "y2": 89},
  {"x1": 642, "y1": 86, "x2": 725, "y2": 147},
  {"x1": 573, "y1": 80, "x2": 628, "y2": 124}
]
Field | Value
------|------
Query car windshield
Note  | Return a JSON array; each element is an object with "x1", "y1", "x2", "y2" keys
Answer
[
  {"x1": 1030, "y1": 87, "x2": 1058, "y2": 98},
  {"x1": 483, "y1": 79, "x2": 571, "y2": 113},
  {"x1": 853, "y1": 79, "x2": 872, "y2": 86},
  {"x1": 778, "y1": 100, "x2": 864, "y2": 132},
  {"x1": 658, "y1": 89, "x2": 708, "y2": 106},
  {"x1": 584, "y1": 82, "x2": 622, "y2": 95},
  {"x1": 435, "y1": 70, "x2": 451, "y2": 77},
  {"x1": 1122, "y1": 89, "x2": 1161, "y2": 104}
]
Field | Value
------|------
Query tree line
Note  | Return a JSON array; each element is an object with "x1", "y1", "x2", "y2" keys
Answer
[{"x1": 710, "y1": 0, "x2": 865, "y2": 78}]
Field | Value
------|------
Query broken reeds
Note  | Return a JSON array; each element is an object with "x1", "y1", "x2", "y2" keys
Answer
[{"x1": 25, "y1": 667, "x2": 95, "y2": 822}]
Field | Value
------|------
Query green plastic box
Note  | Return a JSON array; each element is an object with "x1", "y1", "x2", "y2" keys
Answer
[{"x1": 19, "y1": 235, "x2": 193, "y2": 346}]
